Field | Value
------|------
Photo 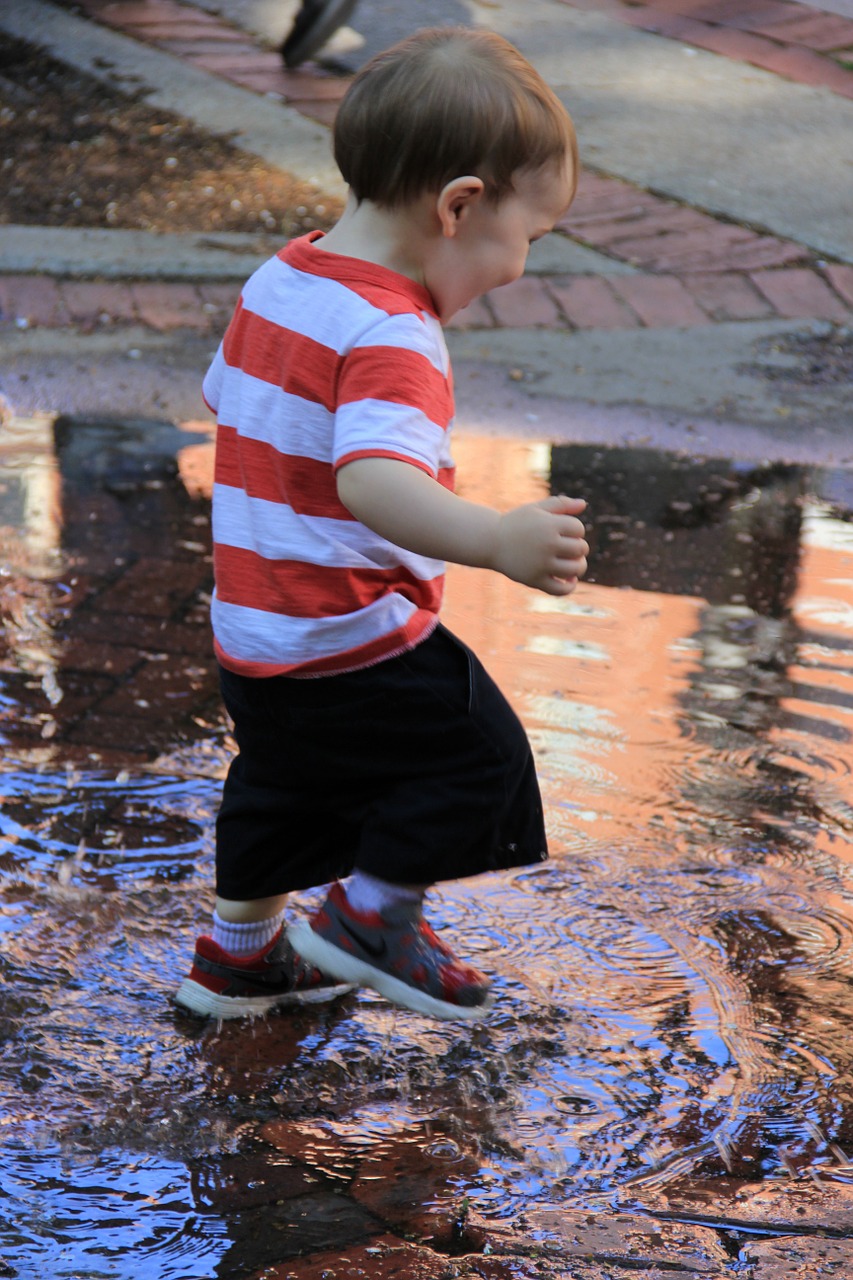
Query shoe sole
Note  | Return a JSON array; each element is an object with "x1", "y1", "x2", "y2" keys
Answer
[
  {"x1": 174, "y1": 976, "x2": 356, "y2": 1019},
  {"x1": 288, "y1": 922, "x2": 493, "y2": 1022}
]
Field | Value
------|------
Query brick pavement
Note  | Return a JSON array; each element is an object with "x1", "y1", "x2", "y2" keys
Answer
[{"x1": 2, "y1": 0, "x2": 852, "y2": 337}]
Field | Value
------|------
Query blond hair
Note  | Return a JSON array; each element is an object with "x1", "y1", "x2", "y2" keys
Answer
[{"x1": 334, "y1": 27, "x2": 577, "y2": 208}]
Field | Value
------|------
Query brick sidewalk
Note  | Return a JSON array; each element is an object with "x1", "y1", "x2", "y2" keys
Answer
[{"x1": 2, "y1": 0, "x2": 852, "y2": 335}]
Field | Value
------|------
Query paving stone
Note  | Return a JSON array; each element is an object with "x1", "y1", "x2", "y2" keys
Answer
[
  {"x1": 349, "y1": 1130, "x2": 481, "y2": 1247},
  {"x1": 107, "y1": 17, "x2": 244, "y2": 41},
  {"x1": 547, "y1": 275, "x2": 642, "y2": 328},
  {"x1": 826, "y1": 263, "x2": 853, "y2": 307},
  {"x1": 749, "y1": 267, "x2": 851, "y2": 320},
  {"x1": 749, "y1": 11, "x2": 853, "y2": 50},
  {"x1": 488, "y1": 276, "x2": 565, "y2": 327},
  {"x1": 0, "y1": 275, "x2": 69, "y2": 327},
  {"x1": 97, "y1": 0, "x2": 201, "y2": 23},
  {"x1": 197, "y1": 282, "x2": 241, "y2": 317},
  {"x1": 661, "y1": 235, "x2": 807, "y2": 272},
  {"x1": 445, "y1": 296, "x2": 494, "y2": 329},
  {"x1": 290, "y1": 100, "x2": 340, "y2": 126},
  {"x1": 191, "y1": 1152, "x2": 321, "y2": 1214},
  {"x1": 689, "y1": 0, "x2": 794, "y2": 25},
  {"x1": 609, "y1": 274, "x2": 710, "y2": 325},
  {"x1": 524, "y1": 1207, "x2": 730, "y2": 1273},
  {"x1": 745, "y1": 1234, "x2": 853, "y2": 1277},
  {"x1": 128, "y1": 282, "x2": 206, "y2": 330},
  {"x1": 156, "y1": 37, "x2": 261, "y2": 55},
  {"x1": 187, "y1": 51, "x2": 283, "y2": 73},
  {"x1": 681, "y1": 271, "x2": 775, "y2": 320},
  {"x1": 59, "y1": 281, "x2": 137, "y2": 327},
  {"x1": 247, "y1": 1236, "x2": 462, "y2": 1280},
  {"x1": 58, "y1": 640, "x2": 142, "y2": 677},
  {"x1": 211, "y1": 1191, "x2": 384, "y2": 1272},
  {"x1": 751, "y1": 42, "x2": 853, "y2": 92},
  {"x1": 680, "y1": 21, "x2": 792, "y2": 62},
  {"x1": 94, "y1": 555, "x2": 210, "y2": 618},
  {"x1": 636, "y1": 1176, "x2": 853, "y2": 1234}
]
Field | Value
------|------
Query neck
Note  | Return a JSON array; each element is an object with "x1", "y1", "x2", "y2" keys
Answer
[{"x1": 314, "y1": 192, "x2": 430, "y2": 285}]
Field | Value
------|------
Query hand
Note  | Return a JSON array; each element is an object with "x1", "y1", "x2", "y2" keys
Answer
[{"x1": 492, "y1": 495, "x2": 588, "y2": 596}]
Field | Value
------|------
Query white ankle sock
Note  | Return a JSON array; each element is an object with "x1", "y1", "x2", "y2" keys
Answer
[
  {"x1": 212, "y1": 910, "x2": 284, "y2": 956},
  {"x1": 345, "y1": 870, "x2": 428, "y2": 916}
]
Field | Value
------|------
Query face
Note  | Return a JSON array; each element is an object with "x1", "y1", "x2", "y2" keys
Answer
[{"x1": 426, "y1": 156, "x2": 576, "y2": 322}]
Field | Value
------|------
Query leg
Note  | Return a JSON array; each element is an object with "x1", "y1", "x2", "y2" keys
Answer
[{"x1": 281, "y1": 0, "x2": 360, "y2": 68}]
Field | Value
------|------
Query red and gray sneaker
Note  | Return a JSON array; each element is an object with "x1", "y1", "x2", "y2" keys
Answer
[
  {"x1": 175, "y1": 929, "x2": 356, "y2": 1019},
  {"x1": 288, "y1": 882, "x2": 493, "y2": 1022}
]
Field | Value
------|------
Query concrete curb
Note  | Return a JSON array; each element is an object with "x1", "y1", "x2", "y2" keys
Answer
[{"x1": 0, "y1": 225, "x2": 282, "y2": 281}]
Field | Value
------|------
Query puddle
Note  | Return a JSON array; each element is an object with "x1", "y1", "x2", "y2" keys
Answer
[{"x1": 1, "y1": 417, "x2": 853, "y2": 1276}]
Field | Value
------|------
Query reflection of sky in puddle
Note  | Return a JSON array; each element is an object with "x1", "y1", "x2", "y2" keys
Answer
[{"x1": 1, "y1": 421, "x2": 853, "y2": 1275}]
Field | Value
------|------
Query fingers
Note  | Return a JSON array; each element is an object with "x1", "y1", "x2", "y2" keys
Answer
[
  {"x1": 542, "y1": 575, "x2": 579, "y2": 597},
  {"x1": 542, "y1": 493, "x2": 586, "y2": 516}
]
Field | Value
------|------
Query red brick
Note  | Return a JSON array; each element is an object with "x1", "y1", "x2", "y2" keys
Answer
[
  {"x1": 560, "y1": 190, "x2": 660, "y2": 229},
  {"x1": 156, "y1": 38, "x2": 260, "y2": 55},
  {"x1": 60, "y1": 281, "x2": 137, "y2": 325},
  {"x1": 197, "y1": 282, "x2": 241, "y2": 316},
  {"x1": 298, "y1": 101, "x2": 340, "y2": 126},
  {"x1": 546, "y1": 276, "x2": 641, "y2": 329},
  {"x1": 681, "y1": 271, "x2": 775, "y2": 319},
  {"x1": 597, "y1": 205, "x2": 716, "y2": 242},
  {"x1": 187, "y1": 51, "x2": 283, "y2": 73},
  {"x1": 682, "y1": 235, "x2": 807, "y2": 272},
  {"x1": 622, "y1": 228, "x2": 804, "y2": 273},
  {"x1": 618, "y1": 7, "x2": 713, "y2": 42},
  {"x1": 825, "y1": 264, "x2": 853, "y2": 308},
  {"x1": 749, "y1": 267, "x2": 851, "y2": 320},
  {"x1": 115, "y1": 20, "x2": 245, "y2": 42},
  {"x1": 129, "y1": 282, "x2": 205, "y2": 330},
  {"x1": 609, "y1": 275, "x2": 710, "y2": 326},
  {"x1": 98, "y1": 0, "x2": 197, "y2": 23},
  {"x1": 690, "y1": 0, "x2": 795, "y2": 24},
  {"x1": 445, "y1": 297, "x2": 494, "y2": 329},
  {"x1": 682, "y1": 23, "x2": 786, "y2": 61},
  {"x1": 59, "y1": 640, "x2": 141, "y2": 677},
  {"x1": 749, "y1": 12, "x2": 853, "y2": 50},
  {"x1": 748, "y1": 44, "x2": 853, "y2": 92},
  {"x1": 628, "y1": 0, "x2": 731, "y2": 15},
  {"x1": 604, "y1": 223, "x2": 752, "y2": 269},
  {"x1": 488, "y1": 276, "x2": 564, "y2": 327},
  {"x1": 279, "y1": 69, "x2": 351, "y2": 100},
  {"x1": 1, "y1": 276, "x2": 68, "y2": 327},
  {"x1": 554, "y1": 0, "x2": 624, "y2": 12}
]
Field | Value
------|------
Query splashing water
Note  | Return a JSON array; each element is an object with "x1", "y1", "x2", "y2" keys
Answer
[{"x1": 1, "y1": 418, "x2": 853, "y2": 1276}]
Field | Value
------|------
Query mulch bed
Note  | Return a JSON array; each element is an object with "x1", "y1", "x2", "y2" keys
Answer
[{"x1": 0, "y1": 33, "x2": 342, "y2": 236}]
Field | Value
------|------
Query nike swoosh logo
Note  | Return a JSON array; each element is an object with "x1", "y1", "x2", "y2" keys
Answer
[{"x1": 337, "y1": 916, "x2": 388, "y2": 961}]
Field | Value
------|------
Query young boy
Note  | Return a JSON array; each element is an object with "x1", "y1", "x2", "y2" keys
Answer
[{"x1": 176, "y1": 27, "x2": 588, "y2": 1023}]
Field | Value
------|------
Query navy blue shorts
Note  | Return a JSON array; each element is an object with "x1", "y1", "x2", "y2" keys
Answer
[{"x1": 215, "y1": 624, "x2": 548, "y2": 898}]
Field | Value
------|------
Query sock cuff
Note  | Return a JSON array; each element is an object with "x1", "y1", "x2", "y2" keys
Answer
[{"x1": 212, "y1": 910, "x2": 284, "y2": 956}]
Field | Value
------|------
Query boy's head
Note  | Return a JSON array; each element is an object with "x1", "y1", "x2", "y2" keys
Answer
[{"x1": 333, "y1": 27, "x2": 578, "y2": 210}]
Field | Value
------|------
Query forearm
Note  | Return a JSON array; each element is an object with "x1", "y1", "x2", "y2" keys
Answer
[
  {"x1": 337, "y1": 457, "x2": 500, "y2": 567},
  {"x1": 337, "y1": 456, "x2": 588, "y2": 595}
]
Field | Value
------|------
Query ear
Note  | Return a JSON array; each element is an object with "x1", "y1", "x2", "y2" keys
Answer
[{"x1": 436, "y1": 176, "x2": 485, "y2": 238}]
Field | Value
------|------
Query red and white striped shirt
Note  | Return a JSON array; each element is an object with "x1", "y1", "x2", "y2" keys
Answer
[{"x1": 203, "y1": 232, "x2": 455, "y2": 678}]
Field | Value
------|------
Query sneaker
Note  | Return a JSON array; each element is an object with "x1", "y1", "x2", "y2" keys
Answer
[
  {"x1": 287, "y1": 882, "x2": 493, "y2": 1022},
  {"x1": 281, "y1": 0, "x2": 360, "y2": 67},
  {"x1": 175, "y1": 929, "x2": 356, "y2": 1019}
]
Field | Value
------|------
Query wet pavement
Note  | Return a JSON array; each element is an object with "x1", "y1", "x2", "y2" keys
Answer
[{"x1": 2, "y1": 424, "x2": 853, "y2": 1276}]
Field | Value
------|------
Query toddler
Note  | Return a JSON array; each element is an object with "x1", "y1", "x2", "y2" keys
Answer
[{"x1": 177, "y1": 26, "x2": 587, "y2": 1023}]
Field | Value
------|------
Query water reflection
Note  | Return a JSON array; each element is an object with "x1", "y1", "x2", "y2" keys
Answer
[{"x1": 0, "y1": 420, "x2": 852, "y2": 1275}]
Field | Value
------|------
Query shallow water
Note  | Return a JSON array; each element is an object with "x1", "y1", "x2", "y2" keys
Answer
[{"x1": 1, "y1": 417, "x2": 853, "y2": 1276}]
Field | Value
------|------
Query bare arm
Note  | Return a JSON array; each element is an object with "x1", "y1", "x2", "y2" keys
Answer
[{"x1": 337, "y1": 457, "x2": 588, "y2": 597}]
